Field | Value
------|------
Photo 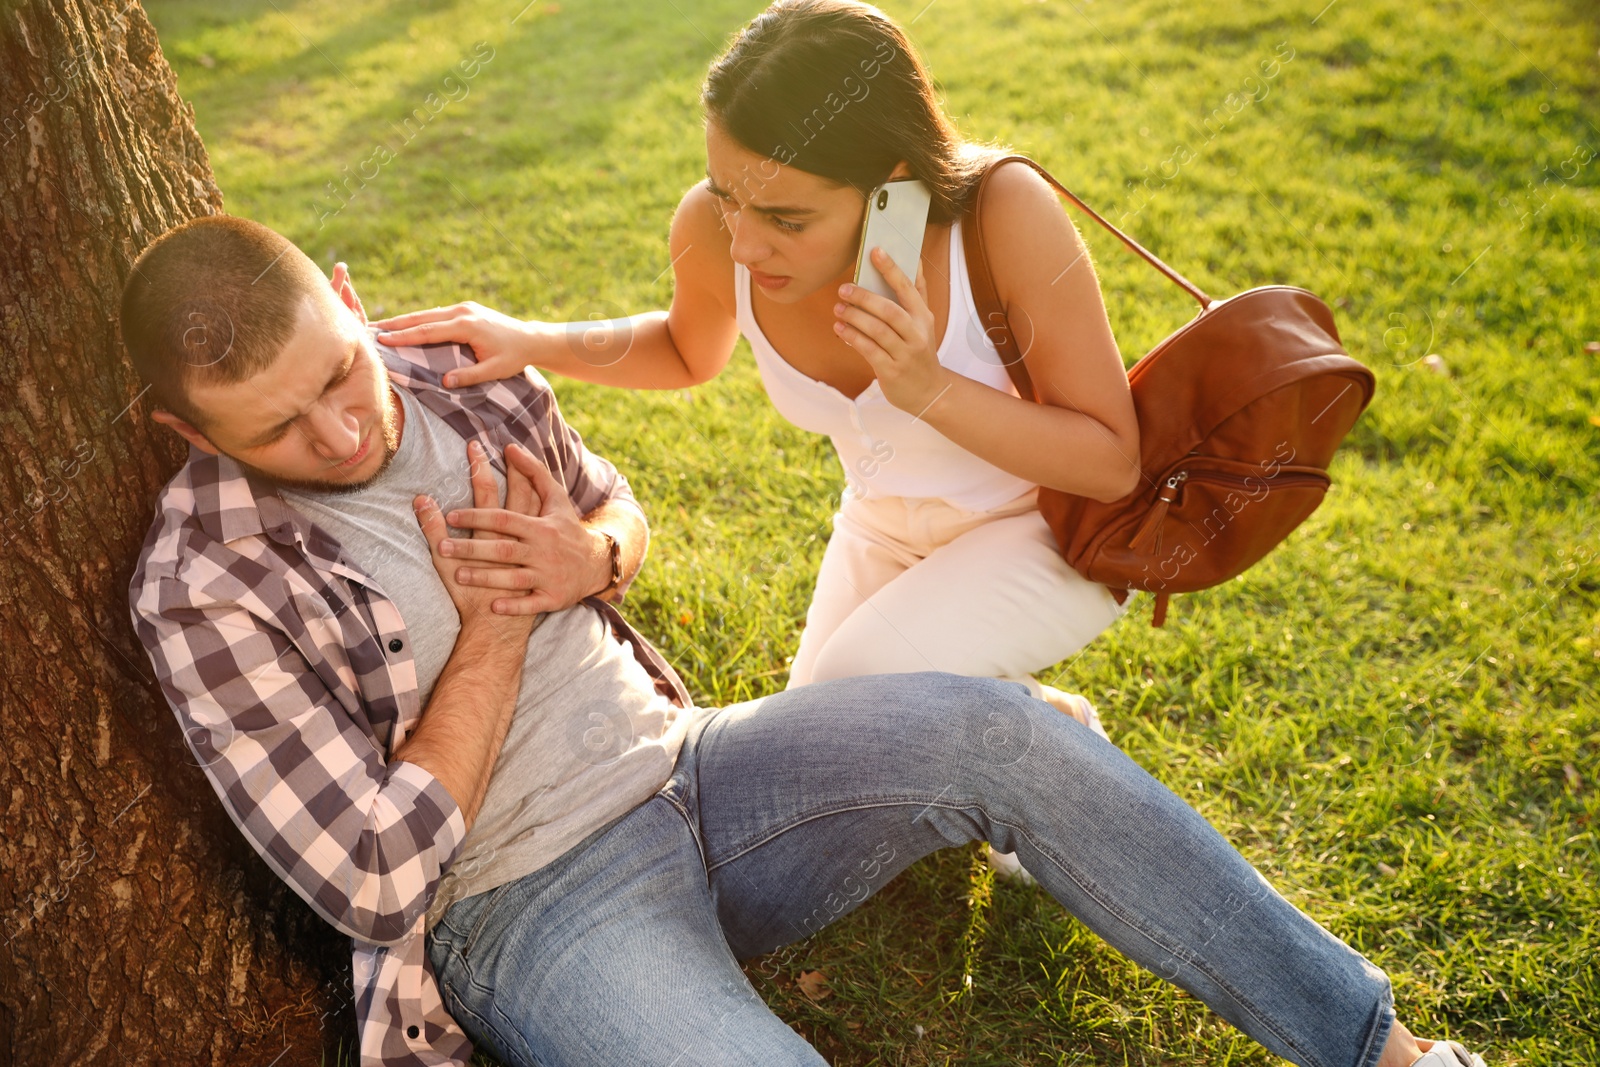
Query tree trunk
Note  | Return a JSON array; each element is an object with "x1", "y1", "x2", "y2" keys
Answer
[{"x1": 1, "y1": 2, "x2": 351, "y2": 1063}]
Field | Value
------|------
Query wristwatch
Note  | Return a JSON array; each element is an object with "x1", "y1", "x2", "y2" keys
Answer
[{"x1": 596, "y1": 530, "x2": 623, "y2": 597}]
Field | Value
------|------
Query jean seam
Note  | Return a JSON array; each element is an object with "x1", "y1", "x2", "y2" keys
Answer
[
  {"x1": 488, "y1": 999, "x2": 544, "y2": 1067},
  {"x1": 1352, "y1": 981, "x2": 1396, "y2": 1067},
  {"x1": 462, "y1": 880, "x2": 519, "y2": 961},
  {"x1": 1003, "y1": 815, "x2": 1327, "y2": 1067},
  {"x1": 711, "y1": 793, "x2": 1326, "y2": 1067},
  {"x1": 446, "y1": 979, "x2": 543, "y2": 1067},
  {"x1": 658, "y1": 790, "x2": 710, "y2": 873},
  {"x1": 426, "y1": 928, "x2": 461, "y2": 996},
  {"x1": 699, "y1": 794, "x2": 965, "y2": 873}
]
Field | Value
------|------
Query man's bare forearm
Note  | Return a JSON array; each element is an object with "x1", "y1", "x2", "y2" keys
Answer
[{"x1": 391, "y1": 616, "x2": 533, "y2": 835}]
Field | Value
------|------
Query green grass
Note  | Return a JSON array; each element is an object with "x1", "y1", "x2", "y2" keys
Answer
[{"x1": 144, "y1": 0, "x2": 1600, "y2": 1063}]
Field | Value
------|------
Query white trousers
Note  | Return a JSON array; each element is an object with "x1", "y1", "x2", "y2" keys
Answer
[{"x1": 785, "y1": 487, "x2": 1131, "y2": 694}]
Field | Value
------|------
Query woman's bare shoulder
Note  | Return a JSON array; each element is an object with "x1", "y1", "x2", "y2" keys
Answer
[
  {"x1": 974, "y1": 160, "x2": 1078, "y2": 250},
  {"x1": 971, "y1": 159, "x2": 1089, "y2": 298},
  {"x1": 671, "y1": 183, "x2": 736, "y2": 291}
]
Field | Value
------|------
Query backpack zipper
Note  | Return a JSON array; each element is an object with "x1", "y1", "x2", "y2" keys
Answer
[
  {"x1": 1126, "y1": 466, "x2": 1330, "y2": 554},
  {"x1": 1127, "y1": 471, "x2": 1187, "y2": 554}
]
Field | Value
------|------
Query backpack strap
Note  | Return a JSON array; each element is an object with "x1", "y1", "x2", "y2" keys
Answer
[
  {"x1": 960, "y1": 165, "x2": 1037, "y2": 404},
  {"x1": 960, "y1": 154, "x2": 1205, "y2": 628},
  {"x1": 960, "y1": 154, "x2": 1215, "y2": 404}
]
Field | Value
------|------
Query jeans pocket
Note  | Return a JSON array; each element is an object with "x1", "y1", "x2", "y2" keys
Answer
[
  {"x1": 446, "y1": 979, "x2": 545, "y2": 1067},
  {"x1": 489, "y1": 999, "x2": 546, "y2": 1067},
  {"x1": 462, "y1": 879, "x2": 519, "y2": 959}
]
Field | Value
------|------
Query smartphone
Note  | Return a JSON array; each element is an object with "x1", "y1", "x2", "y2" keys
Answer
[{"x1": 853, "y1": 179, "x2": 933, "y2": 304}]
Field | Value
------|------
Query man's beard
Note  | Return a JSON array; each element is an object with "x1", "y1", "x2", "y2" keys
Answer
[{"x1": 248, "y1": 390, "x2": 403, "y2": 496}]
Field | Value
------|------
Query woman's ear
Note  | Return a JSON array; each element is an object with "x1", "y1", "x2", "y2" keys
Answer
[{"x1": 887, "y1": 160, "x2": 913, "y2": 181}]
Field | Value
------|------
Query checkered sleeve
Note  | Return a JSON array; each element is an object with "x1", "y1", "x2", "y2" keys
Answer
[
  {"x1": 134, "y1": 578, "x2": 468, "y2": 947},
  {"x1": 511, "y1": 366, "x2": 639, "y2": 518}
]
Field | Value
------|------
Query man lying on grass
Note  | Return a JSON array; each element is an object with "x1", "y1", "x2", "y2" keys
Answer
[{"x1": 123, "y1": 215, "x2": 1484, "y2": 1067}]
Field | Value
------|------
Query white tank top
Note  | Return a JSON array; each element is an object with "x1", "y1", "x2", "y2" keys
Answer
[{"x1": 735, "y1": 218, "x2": 1037, "y2": 512}]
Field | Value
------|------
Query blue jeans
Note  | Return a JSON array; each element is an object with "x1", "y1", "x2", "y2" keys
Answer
[{"x1": 425, "y1": 673, "x2": 1394, "y2": 1067}]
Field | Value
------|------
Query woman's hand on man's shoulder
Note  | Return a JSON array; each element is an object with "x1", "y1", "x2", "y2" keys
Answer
[{"x1": 372, "y1": 301, "x2": 543, "y2": 388}]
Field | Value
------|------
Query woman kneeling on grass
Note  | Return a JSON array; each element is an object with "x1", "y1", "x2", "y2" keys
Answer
[
  {"x1": 374, "y1": 6, "x2": 1487, "y2": 1063},
  {"x1": 377, "y1": 0, "x2": 1134, "y2": 884}
]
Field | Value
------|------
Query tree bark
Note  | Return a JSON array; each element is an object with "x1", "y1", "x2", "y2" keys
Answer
[{"x1": 1, "y1": 2, "x2": 351, "y2": 1063}]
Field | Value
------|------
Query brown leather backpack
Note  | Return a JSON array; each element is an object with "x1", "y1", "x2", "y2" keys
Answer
[{"x1": 962, "y1": 155, "x2": 1376, "y2": 626}]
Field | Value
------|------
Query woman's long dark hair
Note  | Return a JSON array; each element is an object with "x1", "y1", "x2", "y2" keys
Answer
[{"x1": 702, "y1": 0, "x2": 1003, "y2": 224}]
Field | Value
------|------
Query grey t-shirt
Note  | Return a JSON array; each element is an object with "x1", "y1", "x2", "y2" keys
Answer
[{"x1": 283, "y1": 385, "x2": 688, "y2": 930}]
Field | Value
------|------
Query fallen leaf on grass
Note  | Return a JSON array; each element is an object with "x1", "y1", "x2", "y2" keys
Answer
[
  {"x1": 797, "y1": 970, "x2": 832, "y2": 1002},
  {"x1": 1377, "y1": 862, "x2": 1398, "y2": 877}
]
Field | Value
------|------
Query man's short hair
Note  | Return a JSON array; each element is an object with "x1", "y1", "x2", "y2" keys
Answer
[{"x1": 120, "y1": 215, "x2": 331, "y2": 429}]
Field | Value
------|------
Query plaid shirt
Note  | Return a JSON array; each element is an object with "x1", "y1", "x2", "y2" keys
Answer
[{"x1": 129, "y1": 337, "x2": 691, "y2": 1066}]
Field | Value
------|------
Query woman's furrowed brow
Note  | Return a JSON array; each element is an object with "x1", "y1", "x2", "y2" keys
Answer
[{"x1": 704, "y1": 174, "x2": 817, "y2": 217}]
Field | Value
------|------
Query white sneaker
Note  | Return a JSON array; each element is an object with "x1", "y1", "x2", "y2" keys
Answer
[
  {"x1": 1410, "y1": 1040, "x2": 1488, "y2": 1067},
  {"x1": 986, "y1": 845, "x2": 1037, "y2": 886},
  {"x1": 1036, "y1": 685, "x2": 1110, "y2": 742}
]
